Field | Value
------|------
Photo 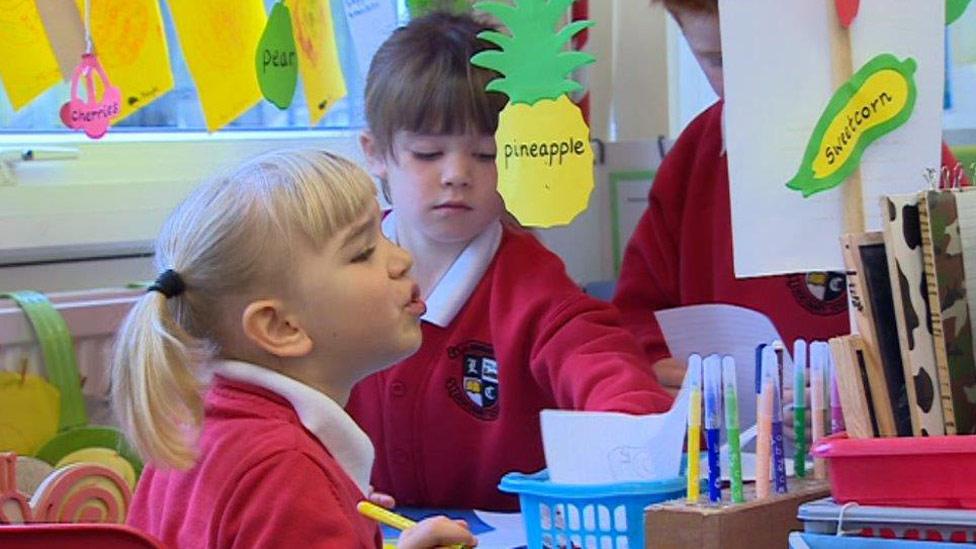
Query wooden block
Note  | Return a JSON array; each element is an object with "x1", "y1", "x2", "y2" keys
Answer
[
  {"x1": 841, "y1": 233, "x2": 898, "y2": 436},
  {"x1": 829, "y1": 336, "x2": 876, "y2": 439},
  {"x1": 645, "y1": 478, "x2": 830, "y2": 549}
]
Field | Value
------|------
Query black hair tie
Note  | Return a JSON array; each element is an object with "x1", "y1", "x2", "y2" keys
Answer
[{"x1": 148, "y1": 269, "x2": 186, "y2": 299}]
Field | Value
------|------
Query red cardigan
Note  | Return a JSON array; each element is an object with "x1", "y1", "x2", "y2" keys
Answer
[
  {"x1": 129, "y1": 377, "x2": 381, "y2": 548},
  {"x1": 348, "y1": 226, "x2": 674, "y2": 511}
]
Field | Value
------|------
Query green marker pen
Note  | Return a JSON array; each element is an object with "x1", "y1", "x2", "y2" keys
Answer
[
  {"x1": 793, "y1": 339, "x2": 808, "y2": 478},
  {"x1": 722, "y1": 356, "x2": 744, "y2": 503}
]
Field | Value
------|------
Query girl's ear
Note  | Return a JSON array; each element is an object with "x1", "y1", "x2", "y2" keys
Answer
[
  {"x1": 240, "y1": 299, "x2": 313, "y2": 358},
  {"x1": 360, "y1": 131, "x2": 389, "y2": 181}
]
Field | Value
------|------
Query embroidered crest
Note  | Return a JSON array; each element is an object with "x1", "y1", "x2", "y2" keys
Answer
[
  {"x1": 786, "y1": 271, "x2": 848, "y2": 316},
  {"x1": 446, "y1": 340, "x2": 499, "y2": 420}
]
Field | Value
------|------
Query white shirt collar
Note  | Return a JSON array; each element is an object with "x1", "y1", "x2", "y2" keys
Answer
[
  {"x1": 210, "y1": 360, "x2": 373, "y2": 493},
  {"x1": 383, "y1": 211, "x2": 502, "y2": 327}
]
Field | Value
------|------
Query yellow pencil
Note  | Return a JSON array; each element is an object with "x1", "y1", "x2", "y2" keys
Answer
[
  {"x1": 357, "y1": 501, "x2": 417, "y2": 531},
  {"x1": 357, "y1": 501, "x2": 470, "y2": 549}
]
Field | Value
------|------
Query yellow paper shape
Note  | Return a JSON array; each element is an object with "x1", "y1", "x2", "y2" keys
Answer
[
  {"x1": 0, "y1": 372, "x2": 60, "y2": 456},
  {"x1": 495, "y1": 95, "x2": 594, "y2": 227},
  {"x1": 56, "y1": 447, "x2": 137, "y2": 489},
  {"x1": 0, "y1": 0, "x2": 62, "y2": 110},
  {"x1": 810, "y1": 65, "x2": 913, "y2": 181},
  {"x1": 74, "y1": 0, "x2": 174, "y2": 122},
  {"x1": 290, "y1": 0, "x2": 347, "y2": 125},
  {"x1": 168, "y1": 0, "x2": 265, "y2": 132}
]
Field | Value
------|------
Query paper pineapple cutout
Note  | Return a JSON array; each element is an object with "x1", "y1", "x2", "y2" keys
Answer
[{"x1": 471, "y1": 0, "x2": 595, "y2": 227}]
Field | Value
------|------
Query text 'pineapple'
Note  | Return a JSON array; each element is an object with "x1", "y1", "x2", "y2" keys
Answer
[{"x1": 502, "y1": 137, "x2": 587, "y2": 170}]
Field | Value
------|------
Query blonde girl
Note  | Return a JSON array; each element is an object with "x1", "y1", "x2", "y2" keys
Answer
[{"x1": 112, "y1": 149, "x2": 476, "y2": 548}]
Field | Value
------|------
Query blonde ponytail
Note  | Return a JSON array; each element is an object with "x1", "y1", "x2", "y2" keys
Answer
[{"x1": 112, "y1": 291, "x2": 206, "y2": 469}]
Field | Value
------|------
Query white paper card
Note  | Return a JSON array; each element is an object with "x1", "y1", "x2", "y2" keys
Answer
[
  {"x1": 472, "y1": 511, "x2": 527, "y2": 548},
  {"x1": 720, "y1": 0, "x2": 944, "y2": 277},
  {"x1": 343, "y1": 0, "x2": 398, "y2": 80},
  {"x1": 540, "y1": 372, "x2": 692, "y2": 485},
  {"x1": 655, "y1": 303, "x2": 792, "y2": 452}
]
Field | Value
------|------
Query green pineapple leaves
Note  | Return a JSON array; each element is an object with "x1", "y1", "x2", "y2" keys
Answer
[
  {"x1": 947, "y1": 0, "x2": 973, "y2": 25},
  {"x1": 407, "y1": 0, "x2": 472, "y2": 16},
  {"x1": 471, "y1": 0, "x2": 594, "y2": 105}
]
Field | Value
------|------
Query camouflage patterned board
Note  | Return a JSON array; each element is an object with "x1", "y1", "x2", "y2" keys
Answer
[
  {"x1": 919, "y1": 189, "x2": 976, "y2": 435},
  {"x1": 882, "y1": 194, "x2": 945, "y2": 436}
]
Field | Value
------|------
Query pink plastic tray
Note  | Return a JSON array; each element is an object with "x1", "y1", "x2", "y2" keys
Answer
[{"x1": 812, "y1": 433, "x2": 976, "y2": 509}]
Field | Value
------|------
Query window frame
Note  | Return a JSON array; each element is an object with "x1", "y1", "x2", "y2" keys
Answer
[{"x1": 0, "y1": 129, "x2": 366, "y2": 266}]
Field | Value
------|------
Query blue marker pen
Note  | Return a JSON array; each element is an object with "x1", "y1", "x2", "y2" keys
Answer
[
  {"x1": 763, "y1": 346, "x2": 789, "y2": 494},
  {"x1": 703, "y1": 354, "x2": 723, "y2": 503},
  {"x1": 754, "y1": 343, "x2": 767, "y2": 394}
]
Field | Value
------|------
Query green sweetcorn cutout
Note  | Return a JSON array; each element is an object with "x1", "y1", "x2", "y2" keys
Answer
[{"x1": 786, "y1": 54, "x2": 918, "y2": 198}]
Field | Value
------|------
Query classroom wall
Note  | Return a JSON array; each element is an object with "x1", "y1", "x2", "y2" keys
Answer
[
  {"x1": 0, "y1": 2, "x2": 680, "y2": 293},
  {"x1": 587, "y1": 1, "x2": 672, "y2": 141}
]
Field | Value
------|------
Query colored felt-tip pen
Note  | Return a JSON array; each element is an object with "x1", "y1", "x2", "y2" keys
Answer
[
  {"x1": 687, "y1": 354, "x2": 702, "y2": 503},
  {"x1": 828, "y1": 351, "x2": 845, "y2": 434},
  {"x1": 763, "y1": 346, "x2": 788, "y2": 494},
  {"x1": 810, "y1": 342, "x2": 828, "y2": 479},
  {"x1": 703, "y1": 354, "x2": 723, "y2": 503},
  {"x1": 793, "y1": 339, "x2": 807, "y2": 478},
  {"x1": 722, "y1": 356, "x2": 744, "y2": 503}
]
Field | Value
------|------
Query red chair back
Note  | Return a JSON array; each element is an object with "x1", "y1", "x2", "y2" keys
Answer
[{"x1": 0, "y1": 523, "x2": 165, "y2": 549}]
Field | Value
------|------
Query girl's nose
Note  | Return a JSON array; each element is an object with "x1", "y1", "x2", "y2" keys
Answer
[{"x1": 388, "y1": 240, "x2": 413, "y2": 277}]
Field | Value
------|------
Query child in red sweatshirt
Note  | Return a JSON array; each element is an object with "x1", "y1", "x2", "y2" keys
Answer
[{"x1": 348, "y1": 11, "x2": 674, "y2": 511}]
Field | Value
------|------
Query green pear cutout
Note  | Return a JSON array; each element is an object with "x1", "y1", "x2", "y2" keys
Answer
[{"x1": 256, "y1": 2, "x2": 298, "y2": 109}]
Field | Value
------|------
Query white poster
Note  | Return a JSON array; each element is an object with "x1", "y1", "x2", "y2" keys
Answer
[
  {"x1": 343, "y1": 0, "x2": 398, "y2": 79},
  {"x1": 721, "y1": 0, "x2": 944, "y2": 277}
]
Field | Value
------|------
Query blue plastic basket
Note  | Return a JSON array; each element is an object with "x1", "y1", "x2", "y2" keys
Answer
[{"x1": 499, "y1": 470, "x2": 685, "y2": 549}]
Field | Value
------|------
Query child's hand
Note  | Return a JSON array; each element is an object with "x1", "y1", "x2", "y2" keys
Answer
[
  {"x1": 651, "y1": 357, "x2": 684, "y2": 397},
  {"x1": 396, "y1": 516, "x2": 477, "y2": 549},
  {"x1": 367, "y1": 486, "x2": 396, "y2": 510}
]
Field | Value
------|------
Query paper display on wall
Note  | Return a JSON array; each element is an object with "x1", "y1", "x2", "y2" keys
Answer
[
  {"x1": 79, "y1": 0, "x2": 175, "y2": 122},
  {"x1": 344, "y1": 0, "x2": 398, "y2": 80},
  {"x1": 471, "y1": 0, "x2": 597, "y2": 228},
  {"x1": 168, "y1": 0, "x2": 265, "y2": 132},
  {"x1": 720, "y1": 0, "x2": 944, "y2": 277},
  {"x1": 291, "y1": 0, "x2": 347, "y2": 125},
  {"x1": 0, "y1": 0, "x2": 62, "y2": 111}
]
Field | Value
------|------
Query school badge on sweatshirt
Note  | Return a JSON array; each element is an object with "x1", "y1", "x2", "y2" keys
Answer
[
  {"x1": 786, "y1": 271, "x2": 848, "y2": 316},
  {"x1": 446, "y1": 340, "x2": 499, "y2": 420}
]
